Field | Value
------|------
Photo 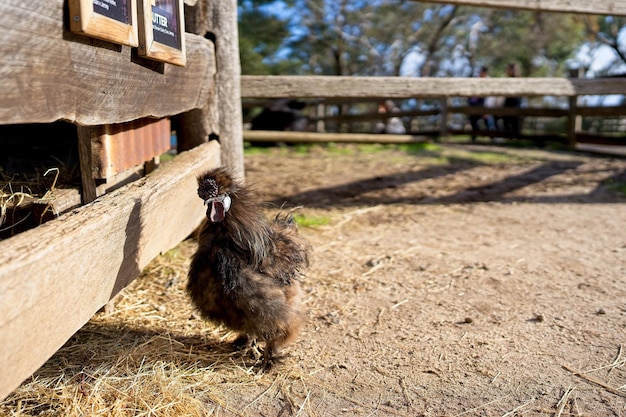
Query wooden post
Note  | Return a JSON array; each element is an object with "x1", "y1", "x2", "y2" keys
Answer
[
  {"x1": 77, "y1": 126, "x2": 98, "y2": 204},
  {"x1": 316, "y1": 101, "x2": 326, "y2": 132},
  {"x1": 179, "y1": 0, "x2": 244, "y2": 177},
  {"x1": 210, "y1": 0, "x2": 244, "y2": 175},
  {"x1": 567, "y1": 96, "x2": 578, "y2": 149},
  {"x1": 439, "y1": 98, "x2": 449, "y2": 138}
]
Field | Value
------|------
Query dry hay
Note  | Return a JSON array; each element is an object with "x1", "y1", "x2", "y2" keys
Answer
[
  {"x1": 0, "y1": 238, "x2": 315, "y2": 417},
  {"x1": 0, "y1": 182, "x2": 35, "y2": 234},
  {"x1": 0, "y1": 168, "x2": 60, "y2": 237}
]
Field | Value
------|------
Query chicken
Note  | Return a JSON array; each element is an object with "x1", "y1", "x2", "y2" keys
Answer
[{"x1": 187, "y1": 167, "x2": 311, "y2": 369}]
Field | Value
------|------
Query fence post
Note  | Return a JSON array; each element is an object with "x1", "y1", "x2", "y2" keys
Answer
[
  {"x1": 77, "y1": 126, "x2": 98, "y2": 204},
  {"x1": 439, "y1": 98, "x2": 449, "y2": 138},
  {"x1": 316, "y1": 101, "x2": 325, "y2": 132},
  {"x1": 567, "y1": 96, "x2": 578, "y2": 149},
  {"x1": 179, "y1": 0, "x2": 243, "y2": 176}
]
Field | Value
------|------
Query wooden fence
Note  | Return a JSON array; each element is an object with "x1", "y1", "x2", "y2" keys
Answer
[
  {"x1": 243, "y1": 94, "x2": 626, "y2": 147},
  {"x1": 241, "y1": 76, "x2": 626, "y2": 148},
  {"x1": 0, "y1": 0, "x2": 243, "y2": 400}
]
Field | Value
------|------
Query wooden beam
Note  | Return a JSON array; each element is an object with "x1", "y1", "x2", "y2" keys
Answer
[
  {"x1": 578, "y1": 105, "x2": 626, "y2": 117},
  {"x1": 241, "y1": 76, "x2": 626, "y2": 99},
  {"x1": 0, "y1": 0, "x2": 216, "y2": 126},
  {"x1": 454, "y1": 106, "x2": 570, "y2": 117},
  {"x1": 407, "y1": 0, "x2": 626, "y2": 16},
  {"x1": 0, "y1": 140, "x2": 221, "y2": 401},
  {"x1": 244, "y1": 130, "x2": 431, "y2": 144}
]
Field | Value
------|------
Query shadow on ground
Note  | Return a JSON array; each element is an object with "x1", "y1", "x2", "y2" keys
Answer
[{"x1": 273, "y1": 159, "x2": 626, "y2": 208}]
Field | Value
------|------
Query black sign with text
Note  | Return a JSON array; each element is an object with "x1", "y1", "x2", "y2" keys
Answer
[
  {"x1": 93, "y1": 0, "x2": 130, "y2": 24},
  {"x1": 152, "y1": 1, "x2": 180, "y2": 50}
]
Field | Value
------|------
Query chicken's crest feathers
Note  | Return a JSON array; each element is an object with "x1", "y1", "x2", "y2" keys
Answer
[{"x1": 197, "y1": 167, "x2": 239, "y2": 195}]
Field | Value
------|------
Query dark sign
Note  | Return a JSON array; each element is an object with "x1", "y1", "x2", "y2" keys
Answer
[
  {"x1": 151, "y1": 0, "x2": 180, "y2": 50},
  {"x1": 93, "y1": 0, "x2": 130, "y2": 25}
]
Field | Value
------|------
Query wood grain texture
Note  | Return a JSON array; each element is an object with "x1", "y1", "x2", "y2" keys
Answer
[
  {"x1": 407, "y1": 0, "x2": 626, "y2": 16},
  {"x1": 241, "y1": 76, "x2": 626, "y2": 99},
  {"x1": 0, "y1": 140, "x2": 221, "y2": 400},
  {"x1": 0, "y1": 0, "x2": 216, "y2": 125}
]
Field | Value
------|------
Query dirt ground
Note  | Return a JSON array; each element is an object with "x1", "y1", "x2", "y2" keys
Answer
[{"x1": 2, "y1": 142, "x2": 626, "y2": 416}]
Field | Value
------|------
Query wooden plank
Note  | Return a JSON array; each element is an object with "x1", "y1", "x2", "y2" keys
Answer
[
  {"x1": 0, "y1": 140, "x2": 221, "y2": 401},
  {"x1": 453, "y1": 106, "x2": 570, "y2": 117},
  {"x1": 575, "y1": 134, "x2": 626, "y2": 146},
  {"x1": 578, "y1": 105, "x2": 626, "y2": 117},
  {"x1": 241, "y1": 76, "x2": 626, "y2": 99},
  {"x1": 407, "y1": 0, "x2": 626, "y2": 16},
  {"x1": 244, "y1": 130, "x2": 431, "y2": 144},
  {"x1": 0, "y1": 0, "x2": 216, "y2": 126},
  {"x1": 32, "y1": 188, "x2": 83, "y2": 224}
]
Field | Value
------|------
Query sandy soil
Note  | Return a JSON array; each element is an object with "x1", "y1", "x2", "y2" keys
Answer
[{"x1": 2, "y1": 142, "x2": 626, "y2": 416}]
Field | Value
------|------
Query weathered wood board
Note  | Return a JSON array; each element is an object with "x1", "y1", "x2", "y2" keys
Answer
[
  {"x1": 241, "y1": 76, "x2": 626, "y2": 99},
  {"x1": 0, "y1": 0, "x2": 216, "y2": 126},
  {"x1": 244, "y1": 130, "x2": 431, "y2": 144},
  {"x1": 0, "y1": 140, "x2": 221, "y2": 400},
  {"x1": 408, "y1": 0, "x2": 626, "y2": 16}
]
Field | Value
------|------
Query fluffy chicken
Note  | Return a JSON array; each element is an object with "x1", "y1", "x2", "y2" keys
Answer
[{"x1": 187, "y1": 167, "x2": 311, "y2": 369}]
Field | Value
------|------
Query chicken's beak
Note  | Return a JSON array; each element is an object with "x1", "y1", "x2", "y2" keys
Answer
[{"x1": 204, "y1": 194, "x2": 231, "y2": 223}]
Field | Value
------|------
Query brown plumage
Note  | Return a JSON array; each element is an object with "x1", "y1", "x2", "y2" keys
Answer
[{"x1": 187, "y1": 167, "x2": 311, "y2": 369}]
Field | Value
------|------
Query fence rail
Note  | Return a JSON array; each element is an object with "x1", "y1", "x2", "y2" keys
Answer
[{"x1": 241, "y1": 76, "x2": 626, "y2": 98}]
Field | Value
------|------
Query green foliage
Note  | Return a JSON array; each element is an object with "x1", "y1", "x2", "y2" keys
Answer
[
  {"x1": 292, "y1": 213, "x2": 330, "y2": 228},
  {"x1": 243, "y1": 144, "x2": 269, "y2": 155}
]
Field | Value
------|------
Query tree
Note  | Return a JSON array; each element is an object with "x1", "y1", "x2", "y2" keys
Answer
[
  {"x1": 239, "y1": 1, "x2": 593, "y2": 79},
  {"x1": 575, "y1": 15, "x2": 626, "y2": 77},
  {"x1": 238, "y1": 0, "x2": 294, "y2": 74},
  {"x1": 474, "y1": 9, "x2": 586, "y2": 77},
  {"x1": 284, "y1": 1, "x2": 459, "y2": 76}
]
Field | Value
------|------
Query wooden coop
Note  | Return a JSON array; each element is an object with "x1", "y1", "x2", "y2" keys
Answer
[{"x1": 0, "y1": 0, "x2": 243, "y2": 400}]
